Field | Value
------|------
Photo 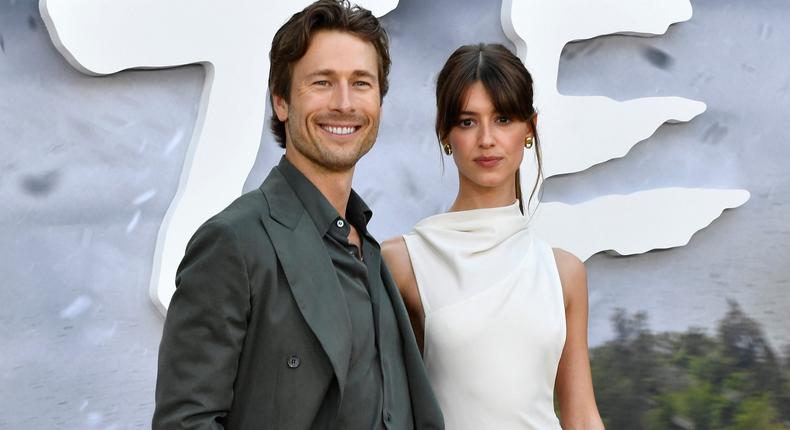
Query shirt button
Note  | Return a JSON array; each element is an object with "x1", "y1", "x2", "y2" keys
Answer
[
  {"x1": 336, "y1": 219, "x2": 345, "y2": 228},
  {"x1": 287, "y1": 355, "x2": 300, "y2": 368}
]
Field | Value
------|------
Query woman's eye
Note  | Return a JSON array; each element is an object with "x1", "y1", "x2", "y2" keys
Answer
[
  {"x1": 459, "y1": 119, "x2": 474, "y2": 127},
  {"x1": 496, "y1": 116, "x2": 511, "y2": 124}
]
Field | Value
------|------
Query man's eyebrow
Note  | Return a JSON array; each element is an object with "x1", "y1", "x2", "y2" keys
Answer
[
  {"x1": 304, "y1": 69, "x2": 336, "y2": 79},
  {"x1": 303, "y1": 69, "x2": 377, "y2": 79},
  {"x1": 351, "y1": 70, "x2": 377, "y2": 79}
]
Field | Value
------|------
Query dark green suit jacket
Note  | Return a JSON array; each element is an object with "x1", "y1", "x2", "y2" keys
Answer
[{"x1": 153, "y1": 167, "x2": 443, "y2": 429}]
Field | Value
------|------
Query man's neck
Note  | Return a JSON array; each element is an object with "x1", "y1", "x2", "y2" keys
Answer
[{"x1": 285, "y1": 150, "x2": 355, "y2": 218}]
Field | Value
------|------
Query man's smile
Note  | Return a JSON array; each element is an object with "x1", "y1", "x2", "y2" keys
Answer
[{"x1": 319, "y1": 124, "x2": 361, "y2": 136}]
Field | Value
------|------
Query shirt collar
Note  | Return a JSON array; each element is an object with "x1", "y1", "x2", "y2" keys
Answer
[{"x1": 276, "y1": 156, "x2": 373, "y2": 237}]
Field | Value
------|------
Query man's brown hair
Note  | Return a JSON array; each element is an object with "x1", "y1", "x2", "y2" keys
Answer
[{"x1": 268, "y1": 0, "x2": 391, "y2": 147}]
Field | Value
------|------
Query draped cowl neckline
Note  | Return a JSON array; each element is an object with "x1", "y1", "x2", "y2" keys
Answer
[
  {"x1": 403, "y1": 201, "x2": 566, "y2": 430},
  {"x1": 412, "y1": 201, "x2": 527, "y2": 243},
  {"x1": 405, "y1": 201, "x2": 533, "y2": 313}
]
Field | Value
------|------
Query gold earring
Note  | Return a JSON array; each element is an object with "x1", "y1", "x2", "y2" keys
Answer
[
  {"x1": 443, "y1": 142, "x2": 453, "y2": 155},
  {"x1": 524, "y1": 136, "x2": 534, "y2": 149}
]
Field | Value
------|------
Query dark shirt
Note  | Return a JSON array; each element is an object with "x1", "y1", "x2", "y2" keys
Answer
[{"x1": 278, "y1": 157, "x2": 414, "y2": 430}]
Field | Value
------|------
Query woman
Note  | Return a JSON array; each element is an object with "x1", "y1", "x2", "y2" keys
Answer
[{"x1": 382, "y1": 44, "x2": 605, "y2": 429}]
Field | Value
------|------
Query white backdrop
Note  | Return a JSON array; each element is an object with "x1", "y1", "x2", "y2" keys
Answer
[
  {"x1": 39, "y1": 0, "x2": 748, "y2": 311},
  {"x1": 1, "y1": 0, "x2": 787, "y2": 427}
]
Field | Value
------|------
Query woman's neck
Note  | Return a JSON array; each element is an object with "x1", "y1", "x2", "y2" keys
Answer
[{"x1": 449, "y1": 179, "x2": 517, "y2": 212}]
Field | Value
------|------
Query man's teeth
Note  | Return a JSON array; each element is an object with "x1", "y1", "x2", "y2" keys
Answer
[{"x1": 323, "y1": 125, "x2": 356, "y2": 135}]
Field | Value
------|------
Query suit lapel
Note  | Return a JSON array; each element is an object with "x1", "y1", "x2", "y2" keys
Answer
[
  {"x1": 379, "y1": 260, "x2": 444, "y2": 428},
  {"x1": 259, "y1": 168, "x2": 351, "y2": 399}
]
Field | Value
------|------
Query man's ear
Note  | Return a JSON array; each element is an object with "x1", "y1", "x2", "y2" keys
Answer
[{"x1": 273, "y1": 94, "x2": 289, "y2": 122}]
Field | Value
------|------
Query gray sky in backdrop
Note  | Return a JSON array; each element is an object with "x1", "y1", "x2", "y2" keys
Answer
[{"x1": 1, "y1": 0, "x2": 788, "y2": 427}]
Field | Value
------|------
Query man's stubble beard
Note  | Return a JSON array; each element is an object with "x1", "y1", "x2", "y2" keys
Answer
[{"x1": 286, "y1": 112, "x2": 380, "y2": 173}]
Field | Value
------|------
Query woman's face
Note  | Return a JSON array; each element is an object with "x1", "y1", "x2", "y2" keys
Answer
[{"x1": 447, "y1": 81, "x2": 530, "y2": 195}]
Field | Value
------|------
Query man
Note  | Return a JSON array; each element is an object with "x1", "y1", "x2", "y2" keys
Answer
[{"x1": 152, "y1": 1, "x2": 443, "y2": 429}]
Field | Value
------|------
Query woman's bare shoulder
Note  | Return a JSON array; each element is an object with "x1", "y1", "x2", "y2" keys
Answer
[
  {"x1": 551, "y1": 247, "x2": 588, "y2": 306},
  {"x1": 382, "y1": 236, "x2": 407, "y2": 255},
  {"x1": 382, "y1": 236, "x2": 408, "y2": 265},
  {"x1": 382, "y1": 236, "x2": 416, "y2": 286}
]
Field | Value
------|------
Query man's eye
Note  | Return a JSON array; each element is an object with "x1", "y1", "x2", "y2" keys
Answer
[
  {"x1": 354, "y1": 81, "x2": 372, "y2": 87},
  {"x1": 314, "y1": 80, "x2": 330, "y2": 86}
]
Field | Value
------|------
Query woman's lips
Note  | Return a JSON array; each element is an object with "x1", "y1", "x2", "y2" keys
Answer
[{"x1": 474, "y1": 156, "x2": 503, "y2": 168}]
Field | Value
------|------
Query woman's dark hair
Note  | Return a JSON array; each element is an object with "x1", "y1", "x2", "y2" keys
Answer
[
  {"x1": 268, "y1": 0, "x2": 391, "y2": 147},
  {"x1": 435, "y1": 43, "x2": 542, "y2": 213}
]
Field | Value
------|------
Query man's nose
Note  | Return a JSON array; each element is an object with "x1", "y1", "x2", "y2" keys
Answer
[{"x1": 329, "y1": 83, "x2": 353, "y2": 112}]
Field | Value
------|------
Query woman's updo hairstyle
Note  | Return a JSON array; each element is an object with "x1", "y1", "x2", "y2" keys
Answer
[{"x1": 435, "y1": 43, "x2": 542, "y2": 213}]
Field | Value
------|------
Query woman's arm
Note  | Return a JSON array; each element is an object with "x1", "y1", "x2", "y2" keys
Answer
[
  {"x1": 553, "y1": 248, "x2": 605, "y2": 430},
  {"x1": 381, "y1": 237, "x2": 426, "y2": 353}
]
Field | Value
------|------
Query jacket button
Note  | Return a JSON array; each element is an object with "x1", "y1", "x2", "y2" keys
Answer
[{"x1": 287, "y1": 355, "x2": 300, "y2": 368}]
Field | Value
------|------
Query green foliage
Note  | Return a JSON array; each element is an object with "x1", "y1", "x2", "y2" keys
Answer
[{"x1": 590, "y1": 301, "x2": 790, "y2": 429}]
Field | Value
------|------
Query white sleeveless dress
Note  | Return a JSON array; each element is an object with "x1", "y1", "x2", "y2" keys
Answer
[{"x1": 402, "y1": 202, "x2": 566, "y2": 430}]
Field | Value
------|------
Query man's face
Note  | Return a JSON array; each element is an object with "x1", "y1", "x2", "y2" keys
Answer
[{"x1": 273, "y1": 30, "x2": 382, "y2": 173}]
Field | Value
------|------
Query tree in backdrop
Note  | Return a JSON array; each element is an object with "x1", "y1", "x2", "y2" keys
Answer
[{"x1": 590, "y1": 301, "x2": 790, "y2": 429}]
